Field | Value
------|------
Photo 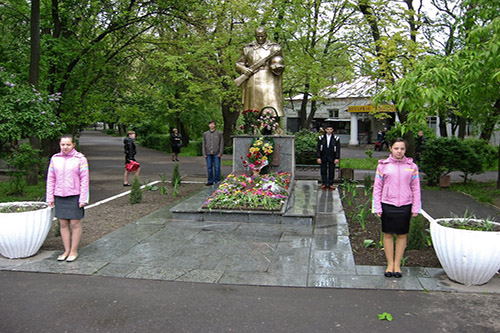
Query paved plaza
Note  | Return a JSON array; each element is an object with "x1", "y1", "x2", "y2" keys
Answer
[
  {"x1": 1, "y1": 130, "x2": 500, "y2": 331},
  {"x1": 0, "y1": 130, "x2": 498, "y2": 293}
]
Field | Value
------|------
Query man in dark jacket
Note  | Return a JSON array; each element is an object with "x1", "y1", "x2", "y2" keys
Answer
[
  {"x1": 316, "y1": 125, "x2": 341, "y2": 190},
  {"x1": 123, "y1": 130, "x2": 140, "y2": 186}
]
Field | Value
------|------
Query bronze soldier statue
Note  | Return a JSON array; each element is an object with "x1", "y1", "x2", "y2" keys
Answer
[{"x1": 235, "y1": 27, "x2": 285, "y2": 117}]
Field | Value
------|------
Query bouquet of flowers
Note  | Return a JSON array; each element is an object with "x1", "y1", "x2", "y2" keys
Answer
[
  {"x1": 240, "y1": 109, "x2": 260, "y2": 134},
  {"x1": 258, "y1": 107, "x2": 279, "y2": 134},
  {"x1": 241, "y1": 136, "x2": 274, "y2": 172}
]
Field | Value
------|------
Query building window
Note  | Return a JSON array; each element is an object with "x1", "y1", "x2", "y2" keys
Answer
[{"x1": 328, "y1": 109, "x2": 339, "y2": 118}]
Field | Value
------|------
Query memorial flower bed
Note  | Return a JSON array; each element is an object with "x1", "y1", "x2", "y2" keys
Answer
[{"x1": 203, "y1": 172, "x2": 291, "y2": 211}]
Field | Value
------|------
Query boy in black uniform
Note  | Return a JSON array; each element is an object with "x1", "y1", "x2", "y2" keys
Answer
[{"x1": 316, "y1": 125, "x2": 341, "y2": 190}]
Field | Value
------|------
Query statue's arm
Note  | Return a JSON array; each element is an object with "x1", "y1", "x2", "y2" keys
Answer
[{"x1": 235, "y1": 47, "x2": 253, "y2": 75}]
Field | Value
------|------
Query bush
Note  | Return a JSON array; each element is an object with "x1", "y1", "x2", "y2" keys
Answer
[
  {"x1": 294, "y1": 129, "x2": 318, "y2": 165},
  {"x1": 6, "y1": 143, "x2": 45, "y2": 195},
  {"x1": 129, "y1": 176, "x2": 142, "y2": 204},
  {"x1": 407, "y1": 215, "x2": 427, "y2": 250},
  {"x1": 139, "y1": 133, "x2": 172, "y2": 153},
  {"x1": 420, "y1": 137, "x2": 491, "y2": 185}
]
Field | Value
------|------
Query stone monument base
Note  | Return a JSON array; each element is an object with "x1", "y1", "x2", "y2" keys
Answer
[{"x1": 232, "y1": 135, "x2": 295, "y2": 177}]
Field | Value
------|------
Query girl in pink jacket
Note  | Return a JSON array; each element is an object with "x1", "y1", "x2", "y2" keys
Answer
[
  {"x1": 372, "y1": 138, "x2": 421, "y2": 278},
  {"x1": 46, "y1": 134, "x2": 89, "y2": 262}
]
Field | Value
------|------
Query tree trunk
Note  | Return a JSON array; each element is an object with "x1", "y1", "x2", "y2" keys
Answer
[
  {"x1": 27, "y1": 0, "x2": 41, "y2": 186},
  {"x1": 457, "y1": 116, "x2": 466, "y2": 139},
  {"x1": 305, "y1": 100, "x2": 317, "y2": 129},
  {"x1": 438, "y1": 115, "x2": 448, "y2": 137},
  {"x1": 497, "y1": 144, "x2": 500, "y2": 189},
  {"x1": 298, "y1": 83, "x2": 310, "y2": 130},
  {"x1": 178, "y1": 121, "x2": 190, "y2": 148},
  {"x1": 480, "y1": 99, "x2": 500, "y2": 141},
  {"x1": 222, "y1": 102, "x2": 239, "y2": 148}
]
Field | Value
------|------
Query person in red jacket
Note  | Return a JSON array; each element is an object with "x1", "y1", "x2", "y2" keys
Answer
[
  {"x1": 46, "y1": 134, "x2": 90, "y2": 262},
  {"x1": 372, "y1": 138, "x2": 421, "y2": 278}
]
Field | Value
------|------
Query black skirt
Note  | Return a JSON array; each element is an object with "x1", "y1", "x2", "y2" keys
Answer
[
  {"x1": 54, "y1": 195, "x2": 85, "y2": 220},
  {"x1": 381, "y1": 203, "x2": 411, "y2": 234}
]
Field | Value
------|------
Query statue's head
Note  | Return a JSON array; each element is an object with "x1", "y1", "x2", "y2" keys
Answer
[{"x1": 255, "y1": 27, "x2": 267, "y2": 45}]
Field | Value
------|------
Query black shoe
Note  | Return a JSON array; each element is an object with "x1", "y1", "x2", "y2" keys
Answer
[
  {"x1": 384, "y1": 271, "x2": 393, "y2": 278},
  {"x1": 393, "y1": 271, "x2": 402, "y2": 278},
  {"x1": 205, "y1": 182, "x2": 214, "y2": 186},
  {"x1": 123, "y1": 183, "x2": 131, "y2": 187},
  {"x1": 175, "y1": 159, "x2": 179, "y2": 162}
]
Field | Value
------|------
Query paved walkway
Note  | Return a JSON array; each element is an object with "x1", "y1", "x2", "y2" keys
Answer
[{"x1": 1, "y1": 130, "x2": 498, "y2": 294}]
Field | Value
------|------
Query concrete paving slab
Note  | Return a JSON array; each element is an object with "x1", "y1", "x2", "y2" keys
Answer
[
  {"x1": 219, "y1": 270, "x2": 307, "y2": 287},
  {"x1": 308, "y1": 274, "x2": 424, "y2": 290},
  {"x1": 125, "y1": 266, "x2": 187, "y2": 280},
  {"x1": 174, "y1": 269, "x2": 225, "y2": 283}
]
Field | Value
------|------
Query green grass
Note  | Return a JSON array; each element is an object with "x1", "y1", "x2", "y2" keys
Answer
[
  {"x1": 0, "y1": 180, "x2": 47, "y2": 202},
  {"x1": 221, "y1": 160, "x2": 233, "y2": 166},
  {"x1": 178, "y1": 142, "x2": 200, "y2": 157},
  {"x1": 339, "y1": 158, "x2": 379, "y2": 170},
  {"x1": 449, "y1": 180, "x2": 500, "y2": 205}
]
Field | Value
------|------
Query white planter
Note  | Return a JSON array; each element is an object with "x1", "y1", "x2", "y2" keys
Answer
[
  {"x1": 0, "y1": 202, "x2": 54, "y2": 259},
  {"x1": 430, "y1": 218, "x2": 500, "y2": 286}
]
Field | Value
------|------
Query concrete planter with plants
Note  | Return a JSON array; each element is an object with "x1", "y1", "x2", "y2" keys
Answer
[
  {"x1": 0, "y1": 202, "x2": 54, "y2": 259},
  {"x1": 430, "y1": 217, "x2": 500, "y2": 286}
]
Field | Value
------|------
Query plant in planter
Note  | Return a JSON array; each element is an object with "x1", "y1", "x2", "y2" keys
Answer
[
  {"x1": 430, "y1": 214, "x2": 500, "y2": 286},
  {"x1": 0, "y1": 202, "x2": 54, "y2": 259}
]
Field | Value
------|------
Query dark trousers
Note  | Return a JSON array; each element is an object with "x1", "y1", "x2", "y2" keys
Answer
[{"x1": 320, "y1": 160, "x2": 335, "y2": 186}]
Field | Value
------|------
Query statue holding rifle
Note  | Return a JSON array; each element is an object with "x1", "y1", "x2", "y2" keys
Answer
[{"x1": 235, "y1": 27, "x2": 285, "y2": 117}]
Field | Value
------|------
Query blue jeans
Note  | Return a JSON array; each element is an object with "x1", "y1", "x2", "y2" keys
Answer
[{"x1": 206, "y1": 154, "x2": 221, "y2": 183}]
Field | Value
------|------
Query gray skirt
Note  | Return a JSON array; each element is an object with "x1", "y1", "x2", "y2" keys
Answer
[{"x1": 54, "y1": 195, "x2": 85, "y2": 220}]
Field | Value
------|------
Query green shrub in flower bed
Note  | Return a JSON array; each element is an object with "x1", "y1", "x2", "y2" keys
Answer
[{"x1": 203, "y1": 172, "x2": 291, "y2": 211}]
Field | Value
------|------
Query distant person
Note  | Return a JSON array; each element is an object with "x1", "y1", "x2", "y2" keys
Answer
[
  {"x1": 415, "y1": 130, "x2": 426, "y2": 163},
  {"x1": 123, "y1": 130, "x2": 140, "y2": 186},
  {"x1": 375, "y1": 129, "x2": 383, "y2": 151},
  {"x1": 381, "y1": 127, "x2": 389, "y2": 150},
  {"x1": 202, "y1": 120, "x2": 224, "y2": 186},
  {"x1": 372, "y1": 138, "x2": 421, "y2": 278},
  {"x1": 316, "y1": 125, "x2": 341, "y2": 190},
  {"x1": 170, "y1": 128, "x2": 182, "y2": 162},
  {"x1": 46, "y1": 134, "x2": 89, "y2": 262}
]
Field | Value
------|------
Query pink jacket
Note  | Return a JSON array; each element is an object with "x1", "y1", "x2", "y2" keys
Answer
[
  {"x1": 46, "y1": 149, "x2": 90, "y2": 204},
  {"x1": 372, "y1": 155, "x2": 421, "y2": 215}
]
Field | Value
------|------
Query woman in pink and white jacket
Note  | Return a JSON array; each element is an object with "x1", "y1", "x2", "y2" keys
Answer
[
  {"x1": 372, "y1": 138, "x2": 421, "y2": 278},
  {"x1": 46, "y1": 134, "x2": 89, "y2": 262}
]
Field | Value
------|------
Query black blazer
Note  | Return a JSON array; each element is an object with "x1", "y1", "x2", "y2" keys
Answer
[{"x1": 316, "y1": 134, "x2": 341, "y2": 162}]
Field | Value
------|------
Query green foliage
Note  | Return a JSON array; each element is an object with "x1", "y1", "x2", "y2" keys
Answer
[
  {"x1": 129, "y1": 176, "x2": 142, "y2": 204},
  {"x1": 0, "y1": 180, "x2": 46, "y2": 202},
  {"x1": 377, "y1": 312, "x2": 393, "y2": 322},
  {"x1": 0, "y1": 67, "x2": 62, "y2": 145},
  {"x1": 364, "y1": 149, "x2": 373, "y2": 158},
  {"x1": 6, "y1": 143, "x2": 46, "y2": 195},
  {"x1": 420, "y1": 137, "x2": 492, "y2": 185},
  {"x1": 340, "y1": 158, "x2": 379, "y2": 170},
  {"x1": 450, "y1": 180, "x2": 500, "y2": 205},
  {"x1": 139, "y1": 134, "x2": 172, "y2": 153},
  {"x1": 385, "y1": 124, "x2": 434, "y2": 146},
  {"x1": 362, "y1": 174, "x2": 373, "y2": 193},
  {"x1": 294, "y1": 129, "x2": 319, "y2": 165},
  {"x1": 407, "y1": 215, "x2": 427, "y2": 251},
  {"x1": 171, "y1": 164, "x2": 182, "y2": 197},
  {"x1": 353, "y1": 200, "x2": 371, "y2": 230},
  {"x1": 363, "y1": 239, "x2": 376, "y2": 248}
]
